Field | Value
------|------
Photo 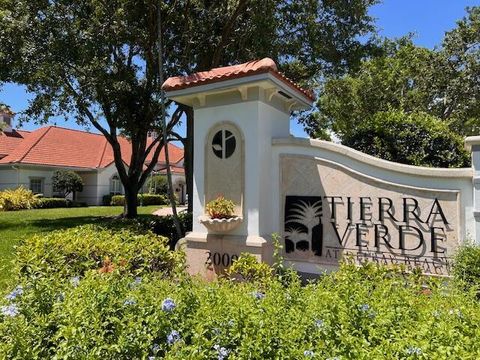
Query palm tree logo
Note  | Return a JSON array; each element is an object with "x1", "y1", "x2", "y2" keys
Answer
[
  {"x1": 284, "y1": 226, "x2": 308, "y2": 253},
  {"x1": 285, "y1": 197, "x2": 323, "y2": 256}
]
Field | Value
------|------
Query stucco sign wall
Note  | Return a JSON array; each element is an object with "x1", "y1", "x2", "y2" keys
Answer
[
  {"x1": 281, "y1": 155, "x2": 462, "y2": 276},
  {"x1": 165, "y1": 57, "x2": 479, "y2": 280}
]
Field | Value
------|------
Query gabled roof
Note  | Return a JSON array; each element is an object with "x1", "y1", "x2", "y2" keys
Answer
[
  {"x1": 0, "y1": 130, "x2": 30, "y2": 158},
  {"x1": 0, "y1": 126, "x2": 183, "y2": 169},
  {"x1": 162, "y1": 57, "x2": 315, "y2": 101}
]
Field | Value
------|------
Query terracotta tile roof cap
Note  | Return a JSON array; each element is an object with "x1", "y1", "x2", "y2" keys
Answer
[{"x1": 162, "y1": 57, "x2": 314, "y2": 101}]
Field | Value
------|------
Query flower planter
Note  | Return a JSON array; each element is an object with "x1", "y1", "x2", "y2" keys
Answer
[{"x1": 199, "y1": 215, "x2": 243, "y2": 233}]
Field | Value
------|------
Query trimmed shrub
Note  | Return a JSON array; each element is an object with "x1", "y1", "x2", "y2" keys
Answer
[
  {"x1": 51, "y1": 170, "x2": 84, "y2": 198},
  {"x1": 0, "y1": 187, "x2": 40, "y2": 211},
  {"x1": 102, "y1": 194, "x2": 112, "y2": 206},
  {"x1": 14, "y1": 225, "x2": 185, "y2": 280},
  {"x1": 111, "y1": 194, "x2": 168, "y2": 206},
  {"x1": 35, "y1": 198, "x2": 69, "y2": 209},
  {"x1": 146, "y1": 212, "x2": 192, "y2": 247},
  {"x1": 33, "y1": 198, "x2": 88, "y2": 209},
  {"x1": 2, "y1": 262, "x2": 480, "y2": 358},
  {"x1": 111, "y1": 195, "x2": 126, "y2": 206},
  {"x1": 453, "y1": 243, "x2": 480, "y2": 293}
]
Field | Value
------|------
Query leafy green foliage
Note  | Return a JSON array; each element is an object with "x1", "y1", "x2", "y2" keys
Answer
[
  {"x1": 453, "y1": 243, "x2": 480, "y2": 294},
  {"x1": 51, "y1": 170, "x2": 84, "y2": 198},
  {"x1": 342, "y1": 110, "x2": 470, "y2": 167},
  {"x1": 145, "y1": 212, "x2": 192, "y2": 248},
  {"x1": 227, "y1": 253, "x2": 273, "y2": 284},
  {"x1": 0, "y1": 187, "x2": 40, "y2": 211},
  {"x1": 307, "y1": 7, "x2": 480, "y2": 157},
  {"x1": 35, "y1": 198, "x2": 70, "y2": 209},
  {"x1": 2, "y1": 262, "x2": 480, "y2": 358},
  {"x1": 34, "y1": 197, "x2": 88, "y2": 209},
  {"x1": 111, "y1": 194, "x2": 168, "y2": 206},
  {"x1": 14, "y1": 225, "x2": 185, "y2": 281},
  {"x1": 206, "y1": 196, "x2": 235, "y2": 219},
  {"x1": 0, "y1": 0, "x2": 379, "y2": 217},
  {"x1": 147, "y1": 175, "x2": 169, "y2": 195}
]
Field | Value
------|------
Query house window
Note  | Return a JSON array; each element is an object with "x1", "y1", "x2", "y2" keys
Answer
[
  {"x1": 110, "y1": 175, "x2": 122, "y2": 195},
  {"x1": 29, "y1": 178, "x2": 44, "y2": 194}
]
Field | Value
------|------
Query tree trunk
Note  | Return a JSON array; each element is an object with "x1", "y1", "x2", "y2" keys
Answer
[
  {"x1": 124, "y1": 187, "x2": 138, "y2": 218},
  {"x1": 185, "y1": 106, "x2": 194, "y2": 213}
]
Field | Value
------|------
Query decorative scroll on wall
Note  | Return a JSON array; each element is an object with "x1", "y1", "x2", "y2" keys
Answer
[{"x1": 281, "y1": 155, "x2": 460, "y2": 276}]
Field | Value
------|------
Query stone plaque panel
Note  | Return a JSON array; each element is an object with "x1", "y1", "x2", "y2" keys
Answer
[{"x1": 281, "y1": 155, "x2": 461, "y2": 276}]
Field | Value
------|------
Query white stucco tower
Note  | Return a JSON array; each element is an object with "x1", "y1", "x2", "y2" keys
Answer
[{"x1": 163, "y1": 58, "x2": 313, "y2": 276}]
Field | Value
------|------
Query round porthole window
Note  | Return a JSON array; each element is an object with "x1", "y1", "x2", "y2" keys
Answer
[{"x1": 212, "y1": 129, "x2": 236, "y2": 159}]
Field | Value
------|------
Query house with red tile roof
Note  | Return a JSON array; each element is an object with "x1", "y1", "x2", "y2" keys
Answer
[{"x1": 0, "y1": 110, "x2": 185, "y2": 205}]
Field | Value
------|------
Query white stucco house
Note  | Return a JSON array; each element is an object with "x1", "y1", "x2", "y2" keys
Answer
[{"x1": 0, "y1": 109, "x2": 185, "y2": 205}]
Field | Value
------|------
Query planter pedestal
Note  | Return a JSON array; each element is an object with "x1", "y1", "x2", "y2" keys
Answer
[{"x1": 176, "y1": 232, "x2": 273, "y2": 280}]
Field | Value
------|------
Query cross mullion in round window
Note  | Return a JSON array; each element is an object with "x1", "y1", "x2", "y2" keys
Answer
[{"x1": 212, "y1": 129, "x2": 236, "y2": 159}]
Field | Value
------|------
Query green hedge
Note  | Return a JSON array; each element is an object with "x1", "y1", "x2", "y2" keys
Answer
[
  {"x1": 35, "y1": 198, "x2": 69, "y2": 208},
  {"x1": 111, "y1": 194, "x2": 168, "y2": 206},
  {"x1": 2, "y1": 259, "x2": 480, "y2": 358},
  {"x1": 144, "y1": 212, "x2": 193, "y2": 248},
  {"x1": 33, "y1": 198, "x2": 88, "y2": 209},
  {"x1": 14, "y1": 224, "x2": 185, "y2": 280}
]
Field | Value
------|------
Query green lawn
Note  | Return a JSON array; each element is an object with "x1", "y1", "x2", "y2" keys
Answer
[{"x1": 0, "y1": 206, "x2": 160, "y2": 289}]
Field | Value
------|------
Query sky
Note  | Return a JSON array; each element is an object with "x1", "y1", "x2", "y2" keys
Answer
[{"x1": 1, "y1": 0, "x2": 478, "y2": 139}]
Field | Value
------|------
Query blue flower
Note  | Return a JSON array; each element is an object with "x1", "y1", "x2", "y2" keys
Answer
[
  {"x1": 130, "y1": 277, "x2": 142, "y2": 288},
  {"x1": 151, "y1": 343, "x2": 160, "y2": 353},
  {"x1": 1, "y1": 304, "x2": 19, "y2": 317},
  {"x1": 406, "y1": 346, "x2": 423, "y2": 355},
  {"x1": 166, "y1": 330, "x2": 181, "y2": 345},
  {"x1": 5, "y1": 285, "x2": 23, "y2": 301},
  {"x1": 124, "y1": 298, "x2": 136, "y2": 306},
  {"x1": 314, "y1": 319, "x2": 325, "y2": 329},
  {"x1": 70, "y1": 276, "x2": 80, "y2": 287},
  {"x1": 214, "y1": 344, "x2": 230, "y2": 360},
  {"x1": 304, "y1": 350, "x2": 314, "y2": 357},
  {"x1": 252, "y1": 291, "x2": 265, "y2": 300},
  {"x1": 162, "y1": 298, "x2": 176, "y2": 312},
  {"x1": 227, "y1": 319, "x2": 235, "y2": 327},
  {"x1": 448, "y1": 308, "x2": 463, "y2": 318},
  {"x1": 358, "y1": 304, "x2": 370, "y2": 312},
  {"x1": 56, "y1": 292, "x2": 65, "y2": 302}
]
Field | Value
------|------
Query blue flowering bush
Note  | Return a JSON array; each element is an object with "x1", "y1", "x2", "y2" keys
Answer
[{"x1": 1, "y1": 259, "x2": 480, "y2": 359}]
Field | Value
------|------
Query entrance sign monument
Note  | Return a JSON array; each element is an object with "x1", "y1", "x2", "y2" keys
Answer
[{"x1": 163, "y1": 58, "x2": 479, "y2": 278}]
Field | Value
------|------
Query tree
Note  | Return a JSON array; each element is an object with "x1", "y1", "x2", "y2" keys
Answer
[
  {"x1": 432, "y1": 6, "x2": 480, "y2": 135},
  {"x1": 0, "y1": 0, "x2": 379, "y2": 217},
  {"x1": 52, "y1": 170, "x2": 84, "y2": 199},
  {"x1": 305, "y1": 7, "x2": 480, "y2": 144},
  {"x1": 147, "y1": 175, "x2": 168, "y2": 195},
  {"x1": 342, "y1": 110, "x2": 470, "y2": 168}
]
